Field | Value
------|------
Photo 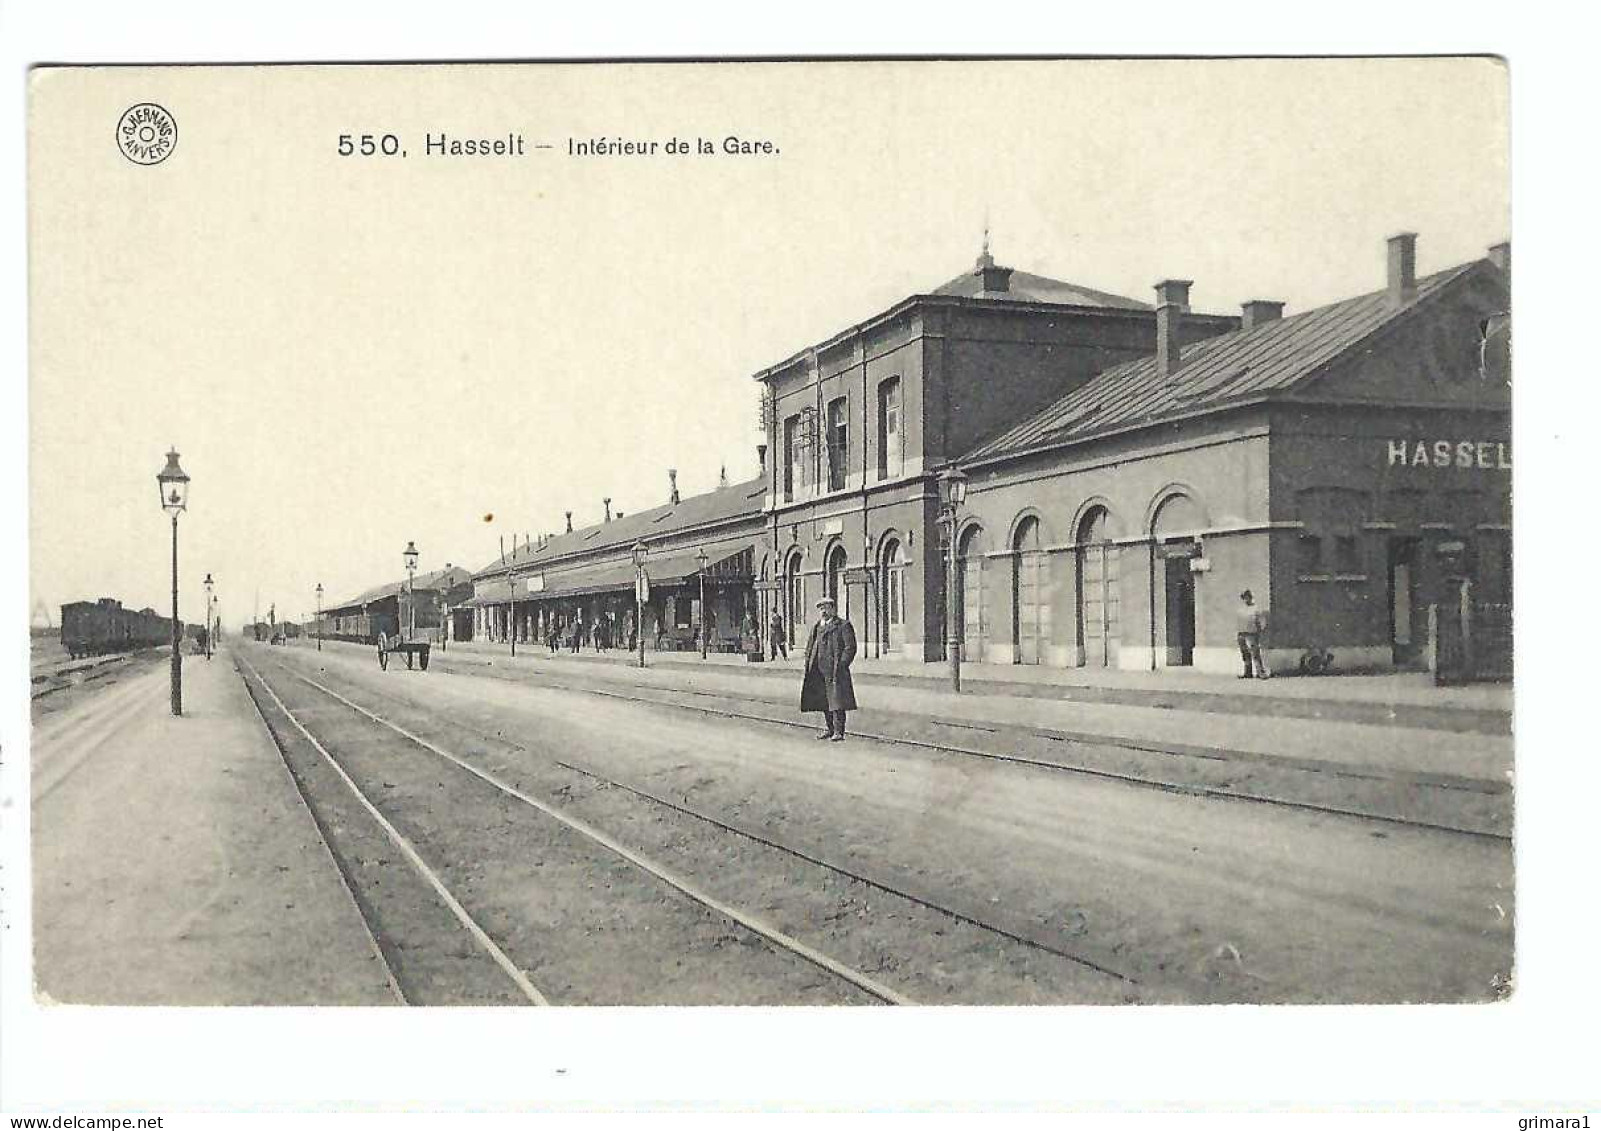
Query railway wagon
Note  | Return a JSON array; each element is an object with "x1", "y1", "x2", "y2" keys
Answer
[{"x1": 60, "y1": 598, "x2": 173, "y2": 659}]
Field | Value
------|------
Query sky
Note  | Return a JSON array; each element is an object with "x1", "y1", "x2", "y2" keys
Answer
[{"x1": 27, "y1": 58, "x2": 1509, "y2": 627}]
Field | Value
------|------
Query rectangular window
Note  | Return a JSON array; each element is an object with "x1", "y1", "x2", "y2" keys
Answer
[
  {"x1": 1296, "y1": 534, "x2": 1323, "y2": 575},
  {"x1": 783, "y1": 414, "x2": 800, "y2": 502},
  {"x1": 878, "y1": 378, "x2": 902, "y2": 479},
  {"x1": 1334, "y1": 535, "x2": 1361, "y2": 574},
  {"x1": 888, "y1": 567, "x2": 904, "y2": 626},
  {"x1": 826, "y1": 396, "x2": 848, "y2": 492}
]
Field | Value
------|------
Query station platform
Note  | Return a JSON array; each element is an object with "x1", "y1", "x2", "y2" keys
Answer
[
  {"x1": 432, "y1": 635, "x2": 1511, "y2": 731},
  {"x1": 370, "y1": 637, "x2": 1516, "y2": 787},
  {"x1": 30, "y1": 645, "x2": 399, "y2": 1005}
]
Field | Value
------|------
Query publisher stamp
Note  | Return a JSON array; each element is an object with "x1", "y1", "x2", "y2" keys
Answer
[{"x1": 115, "y1": 103, "x2": 177, "y2": 166}]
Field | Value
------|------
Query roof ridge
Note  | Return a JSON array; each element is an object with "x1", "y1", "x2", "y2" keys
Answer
[{"x1": 961, "y1": 257, "x2": 1490, "y2": 466}]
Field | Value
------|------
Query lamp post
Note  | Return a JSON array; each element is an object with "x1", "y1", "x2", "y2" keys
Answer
[
  {"x1": 157, "y1": 448, "x2": 190, "y2": 716},
  {"x1": 508, "y1": 572, "x2": 518, "y2": 657},
  {"x1": 632, "y1": 541, "x2": 648, "y2": 669},
  {"x1": 696, "y1": 547, "x2": 710, "y2": 659},
  {"x1": 939, "y1": 467, "x2": 968, "y2": 693},
  {"x1": 202, "y1": 573, "x2": 214, "y2": 660},
  {"x1": 315, "y1": 583, "x2": 323, "y2": 651},
  {"x1": 403, "y1": 540, "x2": 419, "y2": 642}
]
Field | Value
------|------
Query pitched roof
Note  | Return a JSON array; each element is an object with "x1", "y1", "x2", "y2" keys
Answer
[
  {"x1": 473, "y1": 475, "x2": 766, "y2": 580},
  {"x1": 964, "y1": 261, "x2": 1484, "y2": 465},
  {"x1": 753, "y1": 256, "x2": 1156, "y2": 381},
  {"x1": 327, "y1": 565, "x2": 474, "y2": 612},
  {"x1": 930, "y1": 265, "x2": 1150, "y2": 310}
]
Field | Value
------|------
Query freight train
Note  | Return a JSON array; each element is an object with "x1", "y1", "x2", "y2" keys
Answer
[{"x1": 59, "y1": 598, "x2": 186, "y2": 660}]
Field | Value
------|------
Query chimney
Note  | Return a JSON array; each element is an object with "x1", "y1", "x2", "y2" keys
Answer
[
  {"x1": 1486, "y1": 241, "x2": 1510, "y2": 289},
  {"x1": 499, "y1": 535, "x2": 506, "y2": 562},
  {"x1": 1241, "y1": 300, "x2": 1285, "y2": 331},
  {"x1": 978, "y1": 257, "x2": 1013, "y2": 294},
  {"x1": 564, "y1": 511, "x2": 573, "y2": 533},
  {"x1": 668, "y1": 469, "x2": 680, "y2": 505},
  {"x1": 1154, "y1": 279, "x2": 1192, "y2": 378},
  {"x1": 603, "y1": 497, "x2": 612, "y2": 522},
  {"x1": 1387, "y1": 232, "x2": 1417, "y2": 307},
  {"x1": 719, "y1": 464, "x2": 729, "y2": 489},
  {"x1": 757, "y1": 443, "x2": 768, "y2": 473}
]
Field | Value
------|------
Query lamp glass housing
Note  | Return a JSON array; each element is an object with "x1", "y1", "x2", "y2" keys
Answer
[
  {"x1": 942, "y1": 469, "x2": 968, "y2": 509},
  {"x1": 631, "y1": 542, "x2": 648, "y2": 568},
  {"x1": 403, "y1": 541, "x2": 419, "y2": 572},
  {"x1": 157, "y1": 449, "x2": 190, "y2": 516}
]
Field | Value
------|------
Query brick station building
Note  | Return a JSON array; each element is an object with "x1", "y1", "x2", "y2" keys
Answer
[
  {"x1": 952, "y1": 235, "x2": 1511, "y2": 675},
  {"x1": 453, "y1": 231, "x2": 1510, "y2": 679},
  {"x1": 754, "y1": 246, "x2": 1237, "y2": 660}
]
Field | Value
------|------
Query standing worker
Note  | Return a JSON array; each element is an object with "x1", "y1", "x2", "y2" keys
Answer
[
  {"x1": 1236, "y1": 589, "x2": 1271, "y2": 679},
  {"x1": 768, "y1": 607, "x2": 787, "y2": 660},
  {"x1": 801, "y1": 595, "x2": 857, "y2": 742}
]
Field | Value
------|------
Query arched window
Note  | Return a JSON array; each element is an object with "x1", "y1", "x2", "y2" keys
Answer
[
  {"x1": 879, "y1": 538, "x2": 906, "y2": 649},
  {"x1": 784, "y1": 550, "x2": 804, "y2": 644},
  {"x1": 826, "y1": 543, "x2": 850, "y2": 622},
  {"x1": 1075, "y1": 506, "x2": 1119, "y2": 668},
  {"x1": 957, "y1": 524, "x2": 986, "y2": 662},
  {"x1": 1012, "y1": 515, "x2": 1046, "y2": 664}
]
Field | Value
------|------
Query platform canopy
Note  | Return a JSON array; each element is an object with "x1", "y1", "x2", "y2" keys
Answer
[{"x1": 465, "y1": 544, "x2": 754, "y2": 606}]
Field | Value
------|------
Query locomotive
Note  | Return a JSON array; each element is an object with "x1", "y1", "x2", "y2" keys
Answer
[{"x1": 59, "y1": 598, "x2": 180, "y2": 660}]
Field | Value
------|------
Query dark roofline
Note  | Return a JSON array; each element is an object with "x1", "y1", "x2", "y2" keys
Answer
[
  {"x1": 958, "y1": 258, "x2": 1497, "y2": 472},
  {"x1": 474, "y1": 506, "x2": 763, "y2": 581},
  {"x1": 473, "y1": 478, "x2": 766, "y2": 581},
  {"x1": 323, "y1": 566, "x2": 472, "y2": 613},
  {"x1": 750, "y1": 292, "x2": 1236, "y2": 383}
]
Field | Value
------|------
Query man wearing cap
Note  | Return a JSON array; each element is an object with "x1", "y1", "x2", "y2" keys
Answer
[
  {"x1": 801, "y1": 595, "x2": 858, "y2": 741},
  {"x1": 1236, "y1": 589, "x2": 1270, "y2": 679}
]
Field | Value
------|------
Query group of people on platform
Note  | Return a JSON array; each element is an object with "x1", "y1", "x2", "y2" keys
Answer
[{"x1": 535, "y1": 612, "x2": 637, "y2": 654}]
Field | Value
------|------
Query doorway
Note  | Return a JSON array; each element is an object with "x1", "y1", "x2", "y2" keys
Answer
[
  {"x1": 1388, "y1": 537, "x2": 1422, "y2": 667},
  {"x1": 1162, "y1": 550, "x2": 1197, "y2": 666}
]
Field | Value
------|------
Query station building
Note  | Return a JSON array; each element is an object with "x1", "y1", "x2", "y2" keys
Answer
[
  {"x1": 463, "y1": 474, "x2": 766, "y2": 653},
  {"x1": 453, "y1": 231, "x2": 1510, "y2": 679},
  {"x1": 951, "y1": 235, "x2": 1511, "y2": 675},
  {"x1": 753, "y1": 248, "x2": 1237, "y2": 660},
  {"x1": 313, "y1": 565, "x2": 475, "y2": 644}
]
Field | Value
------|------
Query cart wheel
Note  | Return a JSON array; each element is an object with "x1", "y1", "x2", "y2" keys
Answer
[
  {"x1": 419, "y1": 650, "x2": 430, "y2": 671},
  {"x1": 405, "y1": 651, "x2": 414, "y2": 670}
]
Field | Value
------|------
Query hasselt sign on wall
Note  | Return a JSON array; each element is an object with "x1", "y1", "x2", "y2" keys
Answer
[{"x1": 1387, "y1": 440, "x2": 1512, "y2": 470}]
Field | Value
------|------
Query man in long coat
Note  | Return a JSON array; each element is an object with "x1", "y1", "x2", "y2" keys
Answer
[{"x1": 801, "y1": 595, "x2": 858, "y2": 741}]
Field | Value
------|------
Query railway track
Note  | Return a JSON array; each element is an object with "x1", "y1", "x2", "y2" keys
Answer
[
  {"x1": 238, "y1": 653, "x2": 936, "y2": 1006},
  {"x1": 428, "y1": 654, "x2": 1510, "y2": 842},
  {"x1": 276, "y1": 658, "x2": 1145, "y2": 993},
  {"x1": 239, "y1": 645, "x2": 1513, "y2": 1004}
]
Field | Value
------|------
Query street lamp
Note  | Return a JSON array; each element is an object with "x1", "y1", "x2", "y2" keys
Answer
[
  {"x1": 631, "y1": 541, "x2": 649, "y2": 669},
  {"x1": 157, "y1": 448, "x2": 190, "y2": 715},
  {"x1": 403, "y1": 540, "x2": 419, "y2": 642},
  {"x1": 507, "y1": 572, "x2": 518, "y2": 657},
  {"x1": 315, "y1": 583, "x2": 323, "y2": 652},
  {"x1": 202, "y1": 573, "x2": 214, "y2": 660},
  {"x1": 939, "y1": 467, "x2": 968, "y2": 693},
  {"x1": 696, "y1": 547, "x2": 710, "y2": 659}
]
